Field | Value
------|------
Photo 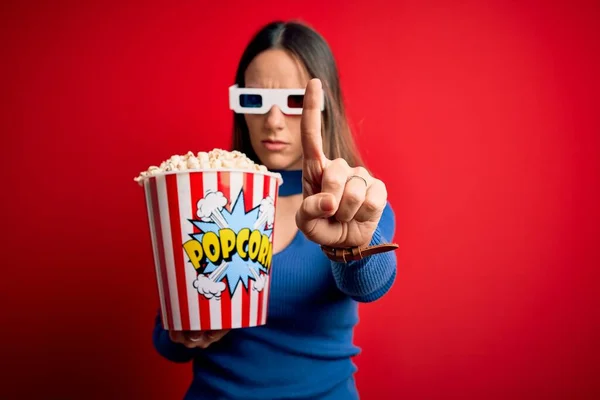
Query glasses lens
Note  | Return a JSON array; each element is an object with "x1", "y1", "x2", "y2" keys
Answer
[
  {"x1": 287, "y1": 95, "x2": 304, "y2": 109},
  {"x1": 240, "y1": 94, "x2": 263, "y2": 108}
]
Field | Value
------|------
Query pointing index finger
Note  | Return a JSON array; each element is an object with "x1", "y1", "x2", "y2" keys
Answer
[{"x1": 301, "y1": 79, "x2": 327, "y2": 162}]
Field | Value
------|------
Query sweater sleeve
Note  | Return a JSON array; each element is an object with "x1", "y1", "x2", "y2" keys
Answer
[
  {"x1": 330, "y1": 202, "x2": 397, "y2": 303},
  {"x1": 152, "y1": 311, "x2": 197, "y2": 363}
]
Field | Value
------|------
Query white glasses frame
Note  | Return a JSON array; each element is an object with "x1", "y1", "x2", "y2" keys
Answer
[{"x1": 228, "y1": 84, "x2": 325, "y2": 115}]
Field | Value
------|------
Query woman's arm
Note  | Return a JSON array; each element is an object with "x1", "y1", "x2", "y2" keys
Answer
[
  {"x1": 152, "y1": 312, "x2": 196, "y2": 363},
  {"x1": 330, "y1": 202, "x2": 397, "y2": 302}
]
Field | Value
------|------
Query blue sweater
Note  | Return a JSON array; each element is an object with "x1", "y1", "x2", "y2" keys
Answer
[{"x1": 153, "y1": 202, "x2": 397, "y2": 399}]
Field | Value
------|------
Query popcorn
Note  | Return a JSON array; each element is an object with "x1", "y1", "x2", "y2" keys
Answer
[{"x1": 134, "y1": 149, "x2": 269, "y2": 185}]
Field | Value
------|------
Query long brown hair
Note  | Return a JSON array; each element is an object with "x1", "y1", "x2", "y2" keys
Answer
[{"x1": 231, "y1": 21, "x2": 364, "y2": 168}]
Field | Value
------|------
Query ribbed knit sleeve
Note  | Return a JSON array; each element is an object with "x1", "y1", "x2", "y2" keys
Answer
[{"x1": 330, "y1": 202, "x2": 397, "y2": 302}]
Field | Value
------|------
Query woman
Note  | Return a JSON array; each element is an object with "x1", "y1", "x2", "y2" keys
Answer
[{"x1": 153, "y1": 20, "x2": 398, "y2": 399}]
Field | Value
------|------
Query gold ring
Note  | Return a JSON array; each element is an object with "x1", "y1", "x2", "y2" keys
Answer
[{"x1": 347, "y1": 175, "x2": 368, "y2": 187}]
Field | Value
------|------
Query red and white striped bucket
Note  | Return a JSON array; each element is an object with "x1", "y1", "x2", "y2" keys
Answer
[{"x1": 142, "y1": 169, "x2": 282, "y2": 331}]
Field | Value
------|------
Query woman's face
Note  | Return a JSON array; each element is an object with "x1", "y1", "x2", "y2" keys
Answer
[{"x1": 243, "y1": 49, "x2": 310, "y2": 171}]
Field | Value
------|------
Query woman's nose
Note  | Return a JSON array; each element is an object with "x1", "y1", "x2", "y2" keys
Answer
[{"x1": 264, "y1": 106, "x2": 285, "y2": 131}]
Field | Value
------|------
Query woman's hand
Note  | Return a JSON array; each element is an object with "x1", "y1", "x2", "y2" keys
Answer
[
  {"x1": 169, "y1": 329, "x2": 230, "y2": 349},
  {"x1": 295, "y1": 79, "x2": 388, "y2": 249}
]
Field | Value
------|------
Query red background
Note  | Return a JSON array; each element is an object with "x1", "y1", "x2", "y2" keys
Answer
[{"x1": 2, "y1": 1, "x2": 599, "y2": 399}]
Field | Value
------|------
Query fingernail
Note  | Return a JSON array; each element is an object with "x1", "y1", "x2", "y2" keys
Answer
[
  {"x1": 187, "y1": 332, "x2": 203, "y2": 342},
  {"x1": 318, "y1": 197, "x2": 325, "y2": 211},
  {"x1": 319, "y1": 196, "x2": 334, "y2": 212}
]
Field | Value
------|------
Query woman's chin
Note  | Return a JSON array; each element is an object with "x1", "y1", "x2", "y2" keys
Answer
[{"x1": 258, "y1": 153, "x2": 302, "y2": 171}]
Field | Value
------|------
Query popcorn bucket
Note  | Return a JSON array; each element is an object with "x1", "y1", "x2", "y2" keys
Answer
[{"x1": 142, "y1": 169, "x2": 282, "y2": 331}]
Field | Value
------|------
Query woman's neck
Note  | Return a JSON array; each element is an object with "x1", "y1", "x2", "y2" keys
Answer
[{"x1": 273, "y1": 169, "x2": 303, "y2": 197}]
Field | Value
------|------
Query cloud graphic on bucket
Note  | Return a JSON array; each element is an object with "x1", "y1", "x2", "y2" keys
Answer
[
  {"x1": 248, "y1": 265, "x2": 266, "y2": 292},
  {"x1": 253, "y1": 276, "x2": 266, "y2": 292},
  {"x1": 196, "y1": 191, "x2": 228, "y2": 228},
  {"x1": 193, "y1": 274, "x2": 226, "y2": 300},
  {"x1": 258, "y1": 197, "x2": 275, "y2": 228}
]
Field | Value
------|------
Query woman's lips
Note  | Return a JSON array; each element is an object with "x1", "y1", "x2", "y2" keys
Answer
[{"x1": 262, "y1": 140, "x2": 289, "y2": 151}]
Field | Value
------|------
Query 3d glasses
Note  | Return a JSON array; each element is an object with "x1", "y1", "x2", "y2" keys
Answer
[{"x1": 229, "y1": 84, "x2": 325, "y2": 115}]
